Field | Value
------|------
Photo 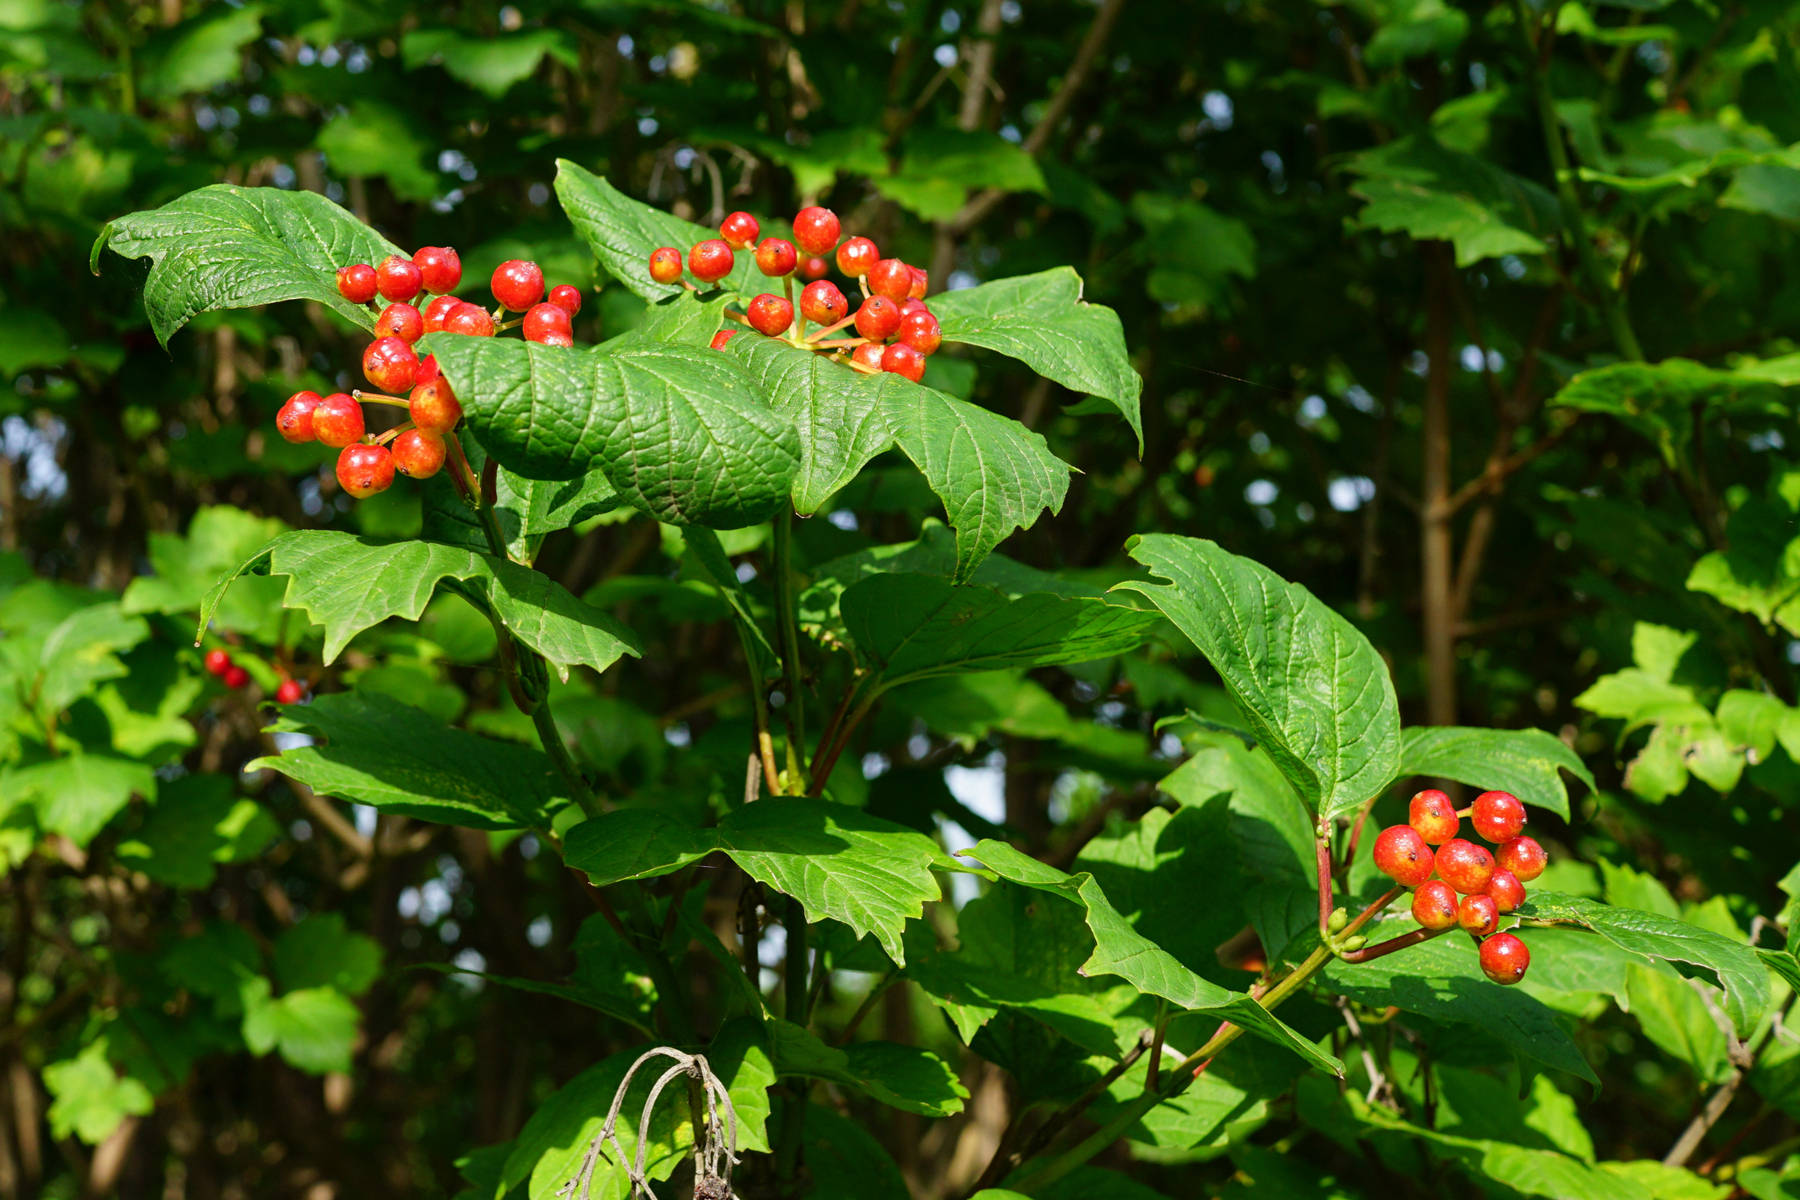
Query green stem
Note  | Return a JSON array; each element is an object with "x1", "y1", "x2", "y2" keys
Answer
[
  {"x1": 772, "y1": 508, "x2": 808, "y2": 789},
  {"x1": 807, "y1": 681, "x2": 880, "y2": 796},
  {"x1": 775, "y1": 896, "x2": 811, "y2": 1182}
]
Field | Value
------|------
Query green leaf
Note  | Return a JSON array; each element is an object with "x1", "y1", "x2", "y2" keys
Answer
[
  {"x1": 115, "y1": 774, "x2": 277, "y2": 888},
  {"x1": 927, "y1": 267, "x2": 1143, "y2": 449},
  {"x1": 5, "y1": 752, "x2": 155, "y2": 847},
  {"x1": 1346, "y1": 136, "x2": 1561, "y2": 266},
  {"x1": 1129, "y1": 194, "x2": 1258, "y2": 313},
  {"x1": 421, "y1": 333, "x2": 798, "y2": 530},
  {"x1": 42, "y1": 1042, "x2": 154, "y2": 1144},
  {"x1": 801, "y1": 1104, "x2": 911, "y2": 1200},
  {"x1": 1626, "y1": 961, "x2": 1732, "y2": 1083},
  {"x1": 1364, "y1": 0, "x2": 1469, "y2": 66},
  {"x1": 316, "y1": 102, "x2": 438, "y2": 203},
  {"x1": 32, "y1": 601, "x2": 151, "y2": 713},
  {"x1": 137, "y1": 3, "x2": 263, "y2": 98},
  {"x1": 1550, "y1": 359, "x2": 1787, "y2": 465},
  {"x1": 766, "y1": 1019, "x2": 968, "y2": 1116},
  {"x1": 1115, "y1": 535, "x2": 1401, "y2": 826},
  {"x1": 273, "y1": 913, "x2": 383, "y2": 997},
  {"x1": 122, "y1": 505, "x2": 289, "y2": 635},
  {"x1": 241, "y1": 985, "x2": 360, "y2": 1075},
  {"x1": 95, "y1": 184, "x2": 401, "y2": 345},
  {"x1": 401, "y1": 27, "x2": 577, "y2": 98},
  {"x1": 564, "y1": 799, "x2": 949, "y2": 964},
  {"x1": 556, "y1": 159, "x2": 765, "y2": 301},
  {"x1": 1398, "y1": 727, "x2": 1595, "y2": 820},
  {"x1": 959, "y1": 839, "x2": 1342, "y2": 1074},
  {"x1": 251, "y1": 691, "x2": 570, "y2": 830}
]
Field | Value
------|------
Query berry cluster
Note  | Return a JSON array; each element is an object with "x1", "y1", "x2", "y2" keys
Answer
[
  {"x1": 204, "y1": 648, "x2": 305, "y2": 704},
  {"x1": 278, "y1": 247, "x2": 585, "y2": 501},
  {"x1": 650, "y1": 206, "x2": 942, "y2": 383},
  {"x1": 1371, "y1": 789, "x2": 1546, "y2": 985}
]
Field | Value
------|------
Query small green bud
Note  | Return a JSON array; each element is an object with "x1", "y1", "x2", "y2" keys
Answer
[
  {"x1": 1327, "y1": 907, "x2": 1349, "y2": 934},
  {"x1": 1340, "y1": 935, "x2": 1368, "y2": 953}
]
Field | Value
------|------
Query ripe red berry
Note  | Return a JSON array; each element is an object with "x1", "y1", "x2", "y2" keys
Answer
[
  {"x1": 1471, "y1": 791, "x2": 1527, "y2": 843},
  {"x1": 1411, "y1": 880, "x2": 1459, "y2": 930},
  {"x1": 337, "y1": 263, "x2": 378, "y2": 304},
  {"x1": 222, "y1": 664, "x2": 250, "y2": 690},
  {"x1": 1495, "y1": 836, "x2": 1547, "y2": 882},
  {"x1": 444, "y1": 303, "x2": 496, "y2": 337},
  {"x1": 880, "y1": 342, "x2": 926, "y2": 382},
  {"x1": 548, "y1": 285, "x2": 583, "y2": 316},
  {"x1": 710, "y1": 329, "x2": 737, "y2": 350},
  {"x1": 522, "y1": 302, "x2": 574, "y2": 344},
  {"x1": 413, "y1": 246, "x2": 462, "y2": 294},
  {"x1": 1487, "y1": 869, "x2": 1526, "y2": 913},
  {"x1": 391, "y1": 429, "x2": 447, "y2": 478},
  {"x1": 851, "y1": 342, "x2": 886, "y2": 370},
  {"x1": 868, "y1": 258, "x2": 913, "y2": 301},
  {"x1": 907, "y1": 266, "x2": 928, "y2": 299},
  {"x1": 276, "y1": 390, "x2": 323, "y2": 443},
  {"x1": 204, "y1": 648, "x2": 232, "y2": 677},
  {"x1": 363, "y1": 336, "x2": 421, "y2": 394},
  {"x1": 1457, "y1": 893, "x2": 1500, "y2": 937},
  {"x1": 374, "y1": 302, "x2": 424, "y2": 344},
  {"x1": 376, "y1": 254, "x2": 423, "y2": 303},
  {"x1": 275, "y1": 678, "x2": 305, "y2": 705},
  {"x1": 1408, "y1": 788, "x2": 1459, "y2": 845},
  {"x1": 689, "y1": 239, "x2": 735, "y2": 284},
  {"x1": 311, "y1": 393, "x2": 365, "y2": 448},
  {"x1": 492, "y1": 259, "x2": 545, "y2": 311},
  {"x1": 649, "y1": 247, "x2": 685, "y2": 284},
  {"x1": 415, "y1": 354, "x2": 440, "y2": 385},
  {"x1": 897, "y1": 311, "x2": 941, "y2": 355},
  {"x1": 1479, "y1": 932, "x2": 1530, "y2": 985},
  {"x1": 746, "y1": 294, "x2": 795, "y2": 337},
  {"x1": 537, "y1": 331, "x2": 574, "y2": 348},
  {"x1": 1371, "y1": 825, "x2": 1435, "y2": 887},
  {"x1": 719, "y1": 210, "x2": 761, "y2": 249},
  {"x1": 409, "y1": 378, "x2": 461, "y2": 434},
  {"x1": 1435, "y1": 838, "x2": 1496, "y2": 895},
  {"x1": 336, "y1": 442, "x2": 395, "y2": 499},
  {"x1": 835, "y1": 237, "x2": 879, "y2": 277},
  {"x1": 792, "y1": 206, "x2": 840, "y2": 256},
  {"x1": 422, "y1": 294, "x2": 462, "y2": 333},
  {"x1": 755, "y1": 237, "x2": 798, "y2": 277},
  {"x1": 899, "y1": 297, "x2": 930, "y2": 317},
  {"x1": 853, "y1": 295, "x2": 902, "y2": 341},
  {"x1": 800, "y1": 280, "x2": 848, "y2": 326},
  {"x1": 798, "y1": 256, "x2": 829, "y2": 281}
]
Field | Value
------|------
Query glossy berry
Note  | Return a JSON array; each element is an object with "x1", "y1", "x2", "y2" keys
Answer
[
  {"x1": 275, "y1": 678, "x2": 305, "y2": 705},
  {"x1": 710, "y1": 329, "x2": 737, "y2": 350},
  {"x1": 415, "y1": 354, "x2": 440, "y2": 386},
  {"x1": 800, "y1": 280, "x2": 848, "y2": 326},
  {"x1": 311, "y1": 393, "x2": 365, "y2": 448},
  {"x1": 336, "y1": 442, "x2": 395, "y2": 499},
  {"x1": 1407, "y1": 788, "x2": 1459, "y2": 845},
  {"x1": 374, "y1": 302, "x2": 424, "y2": 344},
  {"x1": 835, "y1": 237, "x2": 879, "y2": 277},
  {"x1": 689, "y1": 239, "x2": 735, "y2": 284},
  {"x1": 792, "y1": 206, "x2": 840, "y2": 256},
  {"x1": 900, "y1": 297, "x2": 930, "y2": 317},
  {"x1": 851, "y1": 342, "x2": 886, "y2": 370},
  {"x1": 548, "y1": 285, "x2": 583, "y2": 316},
  {"x1": 649, "y1": 247, "x2": 685, "y2": 284},
  {"x1": 798, "y1": 256, "x2": 829, "y2": 282},
  {"x1": 1371, "y1": 824, "x2": 1435, "y2": 887},
  {"x1": 536, "y1": 330, "x2": 574, "y2": 348},
  {"x1": 897, "y1": 311, "x2": 941, "y2": 355},
  {"x1": 853, "y1": 295, "x2": 902, "y2": 341},
  {"x1": 444, "y1": 303, "x2": 496, "y2": 337},
  {"x1": 880, "y1": 342, "x2": 926, "y2": 382},
  {"x1": 409, "y1": 378, "x2": 461, "y2": 434},
  {"x1": 1457, "y1": 893, "x2": 1500, "y2": 937},
  {"x1": 376, "y1": 254, "x2": 423, "y2": 303},
  {"x1": 413, "y1": 246, "x2": 462, "y2": 294},
  {"x1": 907, "y1": 266, "x2": 928, "y2": 299},
  {"x1": 363, "y1": 336, "x2": 421, "y2": 394},
  {"x1": 755, "y1": 237, "x2": 798, "y2": 277},
  {"x1": 719, "y1": 210, "x2": 761, "y2": 249},
  {"x1": 422, "y1": 294, "x2": 462, "y2": 333},
  {"x1": 1488, "y1": 869, "x2": 1526, "y2": 913},
  {"x1": 1435, "y1": 838, "x2": 1496, "y2": 895},
  {"x1": 1471, "y1": 790, "x2": 1527, "y2": 843},
  {"x1": 1495, "y1": 836, "x2": 1547, "y2": 882},
  {"x1": 1411, "y1": 880, "x2": 1459, "y2": 930},
  {"x1": 745, "y1": 294, "x2": 794, "y2": 337},
  {"x1": 392, "y1": 429, "x2": 447, "y2": 478},
  {"x1": 492, "y1": 260, "x2": 545, "y2": 311},
  {"x1": 868, "y1": 258, "x2": 913, "y2": 301},
  {"x1": 337, "y1": 263, "x2": 378, "y2": 304},
  {"x1": 204, "y1": 649, "x2": 232, "y2": 677},
  {"x1": 222, "y1": 664, "x2": 250, "y2": 690},
  {"x1": 276, "y1": 390, "x2": 323, "y2": 443},
  {"x1": 522, "y1": 302, "x2": 574, "y2": 344},
  {"x1": 1479, "y1": 933, "x2": 1530, "y2": 985}
]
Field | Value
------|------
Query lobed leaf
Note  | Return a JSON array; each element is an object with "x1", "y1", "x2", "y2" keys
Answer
[{"x1": 1398, "y1": 726, "x2": 1596, "y2": 820}]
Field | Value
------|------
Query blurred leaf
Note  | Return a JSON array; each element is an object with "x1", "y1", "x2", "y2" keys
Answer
[
  {"x1": 115, "y1": 774, "x2": 277, "y2": 888},
  {"x1": 273, "y1": 913, "x2": 383, "y2": 996},
  {"x1": 42, "y1": 1042, "x2": 153, "y2": 1144},
  {"x1": 1550, "y1": 359, "x2": 1787, "y2": 464},
  {"x1": 6, "y1": 752, "x2": 154, "y2": 847},
  {"x1": 137, "y1": 4, "x2": 263, "y2": 98},
  {"x1": 401, "y1": 27, "x2": 578, "y2": 98},
  {"x1": 1347, "y1": 136, "x2": 1560, "y2": 265},
  {"x1": 241, "y1": 985, "x2": 360, "y2": 1075},
  {"x1": 316, "y1": 102, "x2": 438, "y2": 202}
]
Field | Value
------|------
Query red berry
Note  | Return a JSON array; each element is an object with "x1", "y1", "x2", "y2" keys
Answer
[
  {"x1": 907, "y1": 266, "x2": 928, "y2": 299},
  {"x1": 337, "y1": 263, "x2": 378, "y2": 304},
  {"x1": 1372, "y1": 825, "x2": 1435, "y2": 887},
  {"x1": 1435, "y1": 838, "x2": 1496, "y2": 895},
  {"x1": 374, "y1": 302, "x2": 424, "y2": 344},
  {"x1": 376, "y1": 254, "x2": 423, "y2": 303},
  {"x1": 649, "y1": 247, "x2": 684, "y2": 284},
  {"x1": 336, "y1": 442, "x2": 395, "y2": 499},
  {"x1": 276, "y1": 390, "x2": 323, "y2": 443},
  {"x1": 522, "y1": 302, "x2": 573, "y2": 344},
  {"x1": 868, "y1": 258, "x2": 913, "y2": 301},
  {"x1": 1479, "y1": 933, "x2": 1530, "y2": 985},
  {"x1": 204, "y1": 649, "x2": 232, "y2": 677},
  {"x1": 853, "y1": 295, "x2": 902, "y2": 341},
  {"x1": 792, "y1": 206, "x2": 840, "y2": 256},
  {"x1": 710, "y1": 329, "x2": 737, "y2": 350},
  {"x1": 392, "y1": 429, "x2": 447, "y2": 478},
  {"x1": 275, "y1": 678, "x2": 305, "y2": 705},
  {"x1": 444, "y1": 303, "x2": 496, "y2": 337},
  {"x1": 798, "y1": 256, "x2": 829, "y2": 281},
  {"x1": 899, "y1": 298, "x2": 930, "y2": 317},
  {"x1": 851, "y1": 342, "x2": 886, "y2": 370},
  {"x1": 363, "y1": 336, "x2": 421, "y2": 394},
  {"x1": 537, "y1": 331, "x2": 574, "y2": 348},
  {"x1": 311, "y1": 393, "x2": 365, "y2": 448},
  {"x1": 1495, "y1": 836, "x2": 1547, "y2": 882},
  {"x1": 222, "y1": 664, "x2": 250, "y2": 690},
  {"x1": 755, "y1": 237, "x2": 798, "y2": 277},
  {"x1": 413, "y1": 246, "x2": 462, "y2": 294},
  {"x1": 548, "y1": 285, "x2": 583, "y2": 316},
  {"x1": 720, "y1": 210, "x2": 761, "y2": 249},
  {"x1": 800, "y1": 280, "x2": 848, "y2": 326},
  {"x1": 747, "y1": 294, "x2": 795, "y2": 337},
  {"x1": 492, "y1": 260, "x2": 545, "y2": 311},
  {"x1": 1411, "y1": 880, "x2": 1459, "y2": 930},
  {"x1": 880, "y1": 342, "x2": 926, "y2": 382},
  {"x1": 1488, "y1": 869, "x2": 1526, "y2": 913},
  {"x1": 415, "y1": 354, "x2": 440, "y2": 385},
  {"x1": 689, "y1": 239, "x2": 735, "y2": 284},
  {"x1": 897, "y1": 310, "x2": 941, "y2": 355},
  {"x1": 422, "y1": 294, "x2": 462, "y2": 333},
  {"x1": 409, "y1": 378, "x2": 461, "y2": 434},
  {"x1": 1408, "y1": 788, "x2": 1459, "y2": 845},
  {"x1": 1471, "y1": 790, "x2": 1527, "y2": 843},
  {"x1": 835, "y1": 237, "x2": 879, "y2": 277},
  {"x1": 1458, "y1": 893, "x2": 1500, "y2": 937}
]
